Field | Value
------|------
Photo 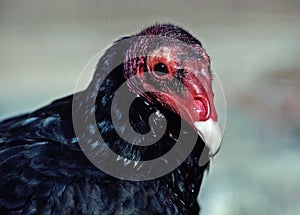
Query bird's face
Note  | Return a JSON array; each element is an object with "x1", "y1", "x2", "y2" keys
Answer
[{"x1": 125, "y1": 38, "x2": 222, "y2": 156}]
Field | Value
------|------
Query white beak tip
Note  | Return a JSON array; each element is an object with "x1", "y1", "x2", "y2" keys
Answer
[{"x1": 194, "y1": 119, "x2": 222, "y2": 156}]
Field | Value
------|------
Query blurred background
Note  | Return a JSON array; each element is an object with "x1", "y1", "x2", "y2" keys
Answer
[{"x1": 0, "y1": 0, "x2": 299, "y2": 214}]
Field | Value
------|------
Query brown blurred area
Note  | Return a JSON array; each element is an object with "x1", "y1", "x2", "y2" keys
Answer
[{"x1": 0, "y1": 0, "x2": 300, "y2": 214}]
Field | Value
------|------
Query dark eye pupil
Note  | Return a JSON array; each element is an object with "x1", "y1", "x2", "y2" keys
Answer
[{"x1": 153, "y1": 63, "x2": 168, "y2": 76}]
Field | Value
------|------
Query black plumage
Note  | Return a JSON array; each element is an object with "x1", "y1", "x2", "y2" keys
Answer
[{"x1": 0, "y1": 24, "x2": 213, "y2": 214}]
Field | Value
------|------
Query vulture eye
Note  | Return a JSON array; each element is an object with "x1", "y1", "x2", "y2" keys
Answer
[{"x1": 153, "y1": 63, "x2": 169, "y2": 77}]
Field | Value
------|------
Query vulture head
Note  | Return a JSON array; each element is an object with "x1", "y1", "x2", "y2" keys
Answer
[{"x1": 124, "y1": 24, "x2": 221, "y2": 156}]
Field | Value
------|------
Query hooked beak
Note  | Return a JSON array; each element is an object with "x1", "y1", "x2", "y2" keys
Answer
[
  {"x1": 192, "y1": 95, "x2": 222, "y2": 156},
  {"x1": 194, "y1": 118, "x2": 222, "y2": 156},
  {"x1": 183, "y1": 95, "x2": 222, "y2": 156},
  {"x1": 180, "y1": 74, "x2": 222, "y2": 156},
  {"x1": 171, "y1": 92, "x2": 222, "y2": 156}
]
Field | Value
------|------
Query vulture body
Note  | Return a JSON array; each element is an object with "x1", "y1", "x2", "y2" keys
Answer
[{"x1": 0, "y1": 24, "x2": 221, "y2": 214}]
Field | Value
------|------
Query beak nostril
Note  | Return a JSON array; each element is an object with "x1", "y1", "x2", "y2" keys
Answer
[{"x1": 194, "y1": 95, "x2": 210, "y2": 121}]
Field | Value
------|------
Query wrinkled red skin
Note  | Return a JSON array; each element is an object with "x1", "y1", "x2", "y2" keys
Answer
[{"x1": 130, "y1": 45, "x2": 218, "y2": 128}]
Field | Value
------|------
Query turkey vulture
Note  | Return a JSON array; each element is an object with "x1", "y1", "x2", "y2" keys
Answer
[{"x1": 0, "y1": 24, "x2": 222, "y2": 214}]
